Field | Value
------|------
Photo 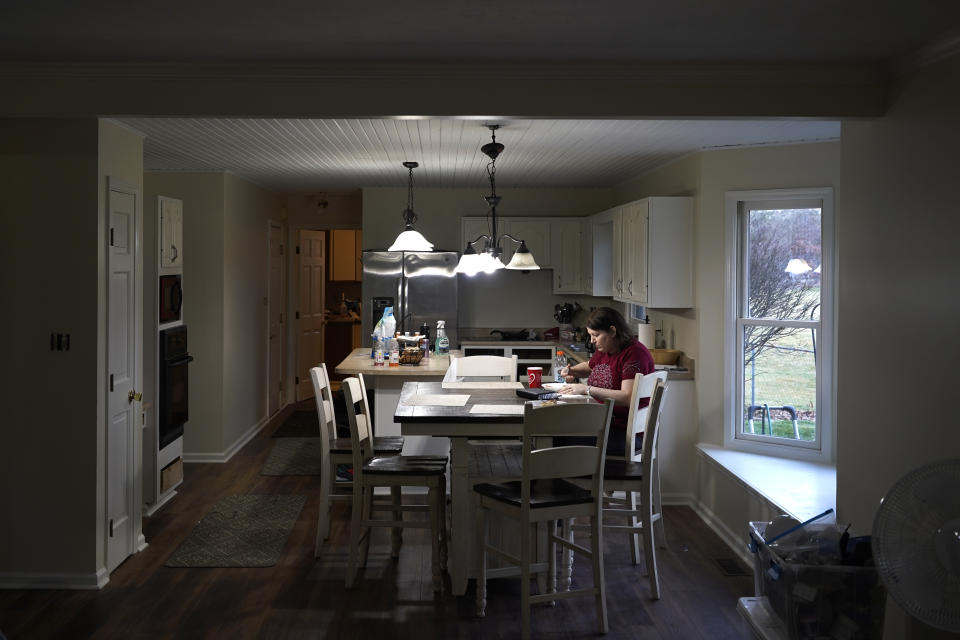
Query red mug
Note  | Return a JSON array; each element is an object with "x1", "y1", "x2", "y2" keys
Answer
[{"x1": 527, "y1": 366, "x2": 543, "y2": 388}]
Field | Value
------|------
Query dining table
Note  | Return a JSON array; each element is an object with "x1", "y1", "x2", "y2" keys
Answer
[{"x1": 394, "y1": 379, "x2": 533, "y2": 596}]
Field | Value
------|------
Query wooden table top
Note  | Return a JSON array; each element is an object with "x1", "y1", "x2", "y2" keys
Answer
[{"x1": 394, "y1": 381, "x2": 527, "y2": 425}]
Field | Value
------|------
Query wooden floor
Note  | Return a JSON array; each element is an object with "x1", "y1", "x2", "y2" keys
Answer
[{"x1": 0, "y1": 406, "x2": 756, "y2": 639}]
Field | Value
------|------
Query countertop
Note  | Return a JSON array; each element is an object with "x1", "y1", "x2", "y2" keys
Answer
[{"x1": 334, "y1": 347, "x2": 459, "y2": 376}]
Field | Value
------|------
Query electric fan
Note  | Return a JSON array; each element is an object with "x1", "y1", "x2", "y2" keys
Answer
[{"x1": 872, "y1": 459, "x2": 960, "y2": 635}]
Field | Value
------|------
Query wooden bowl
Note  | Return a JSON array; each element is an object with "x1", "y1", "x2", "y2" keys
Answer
[{"x1": 651, "y1": 349, "x2": 682, "y2": 365}]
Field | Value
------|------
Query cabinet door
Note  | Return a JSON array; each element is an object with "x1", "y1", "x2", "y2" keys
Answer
[
  {"x1": 622, "y1": 200, "x2": 649, "y2": 304},
  {"x1": 354, "y1": 230, "x2": 363, "y2": 280},
  {"x1": 159, "y1": 196, "x2": 183, "y2": 270},
  {"x1": 580, "y1": 220, "x2": 593, "y2": 294},
  {"x1": 551, "y1": 219, "x2": 582, "y2": 293},
  {"x1": 330, "y1": 229, "x2": 357, "y2": 281},
  {"x1": 503, "y1": 219, "x2": 551, "y2": 268},
  {"x1": 646, "y1": 197, "x2": 694, "y2": 307},
  {"x1": 461, "y1": 217, "x2": 490, "y2": 252},
  {"x1": 611, "y1": 207, "x2": 625, "y2": 301}
]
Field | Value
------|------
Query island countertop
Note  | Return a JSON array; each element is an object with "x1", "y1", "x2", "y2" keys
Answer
[{"x1": 334, "y1": 347, "x2": 459, "y2": 376}]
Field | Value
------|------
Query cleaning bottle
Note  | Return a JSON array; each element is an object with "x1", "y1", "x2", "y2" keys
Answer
[
  {"x1": 554, "y1": 350, "x2": 568, "y2": 382},
  {"x1": 435, "y1": 320, "x2": 449, "y2": 356}
]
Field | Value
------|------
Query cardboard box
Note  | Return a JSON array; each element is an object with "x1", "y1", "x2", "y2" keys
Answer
[
  {"x1": 160, "y1": 457, "x2": 183, "y2": 493},
  {"x1": 748, "y1": 522, "x2": 885, "y2": 640}
]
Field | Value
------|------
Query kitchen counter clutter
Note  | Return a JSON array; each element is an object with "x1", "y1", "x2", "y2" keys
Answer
[{"x1": 334, "y1": 347, "x2": 457, "y2": 376}]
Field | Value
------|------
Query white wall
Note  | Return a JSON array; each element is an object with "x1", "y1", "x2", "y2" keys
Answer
[
  {"x1": 0, "y1": 119, "x2": 101, "y2": 579},
  {"x1": 222, "y1": 173, "x2": 284, "y2": 446},
  {"x1": 143, "y1": 172, "x2": 282, "y2": 459},
  {"x1": 0, "y1": 119, "x2": 141, "y2": 584},
  {"x1": 362, "y1": 187, "x2": 618, "y2": 331},
  {"x1": 837, "y1": 56, "x2": 960, "y2": 535}
]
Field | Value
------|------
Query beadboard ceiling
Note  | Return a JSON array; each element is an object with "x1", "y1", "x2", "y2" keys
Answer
[{"x1": 118, "y1": 117, "x2": 840, "y2": 192}]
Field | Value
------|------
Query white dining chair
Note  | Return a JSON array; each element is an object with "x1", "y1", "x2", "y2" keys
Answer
[
  {"x1": 474, "y1": 399, "x2": 614, "y2": 640},
  {"x1": 569, "y1": 379, "x2": 668, "y2": 596},
  {"x1": 343, "y1": 374, "x2": 449, "y2": 591},
  {"x1": 310, "y1": 363, "x2": 404, "y2": 557}
]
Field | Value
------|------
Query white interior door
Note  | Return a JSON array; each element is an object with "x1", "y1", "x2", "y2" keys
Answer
[
  {"x1": 297, "y1": 229, "x2": 325, "y2": 401},
  {"x1": 106, "y1": 179, "x2": 142, "y2": 573},
  {"x1": 268, "y1": 222, "x2": 284, "y2": 415}
]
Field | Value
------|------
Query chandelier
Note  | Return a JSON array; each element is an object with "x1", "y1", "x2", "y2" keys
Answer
[
  {"x1": 388, "y1": 161, "x2": 434, "y2": 252},
  {"x1": 455, "y1": 125, "x2": 539, "y2": 275}
]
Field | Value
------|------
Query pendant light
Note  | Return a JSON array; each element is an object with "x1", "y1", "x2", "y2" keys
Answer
[
  {"x1": 388, "y1": 161, "x2": 434, "y2": 252},
  {"x1": 456, "y1": 125, "x2": 540, "y2": 275}
]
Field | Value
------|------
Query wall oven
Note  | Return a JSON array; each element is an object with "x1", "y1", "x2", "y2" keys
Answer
[
  {"x1": 159, "y1": 274, "x2": 183, "y2": 324},
  {"x1": 159, "y1": 325, "x2": 194, "y2": 450}
]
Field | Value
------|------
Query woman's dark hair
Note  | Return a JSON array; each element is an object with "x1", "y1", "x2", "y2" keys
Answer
[{"x1": 585, "y1": 306, "x2": 634, "y2": 351}]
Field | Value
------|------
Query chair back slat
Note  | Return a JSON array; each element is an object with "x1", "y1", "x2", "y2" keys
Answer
[
  {"x1": 527, "y1": 446, "x2": 598, "y2": 480},
  {"x1": 623, "y1": 370, "x2": 668, "y2": 461},
  {"x1": 445, "y1": 355, "x2": 518, "y2": 382},
  {"x1": 521, "y1": 402, "x2": 610, "y2": 439},
  {"x1": 342, "y1": 376, "x2": 374, "y2": 476},
  {"x1": 640, "y1": 381, "x2": 667, "y2": 479},
  {"x1": 309, "y1": 363, "x2": 337, "y2": 442}
]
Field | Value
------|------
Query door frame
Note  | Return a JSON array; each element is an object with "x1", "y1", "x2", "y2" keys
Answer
[
  {"x1": 267, "y1": 219, "x2": 287, "y2": 415},
  {"x1": 103, "y1": 176, "x2": 145, "y2": 574}
]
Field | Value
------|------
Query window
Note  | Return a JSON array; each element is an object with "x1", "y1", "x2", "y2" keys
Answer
[{"x1": 724, "y1": 189, "x2": 833, "y2": 460}]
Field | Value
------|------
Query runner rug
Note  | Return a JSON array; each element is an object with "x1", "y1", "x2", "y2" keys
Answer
[
  {"x1": 260, "y1": 437, "x2": 323, "y2": 476},
  {"x1": 165, "y1": 495, "x2": 306, "y2": 568}
]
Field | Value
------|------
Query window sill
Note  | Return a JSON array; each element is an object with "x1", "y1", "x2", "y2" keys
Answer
[{"x1": 696, "y1": 443, "x2": 836, "y2": 521}]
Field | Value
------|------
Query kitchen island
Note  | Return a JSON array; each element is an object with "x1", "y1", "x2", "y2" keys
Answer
[{"x1": 334, "y1": 347, "x2": 459, "y2": 457}]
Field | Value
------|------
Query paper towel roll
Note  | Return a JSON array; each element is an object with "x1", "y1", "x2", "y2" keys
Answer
[{"x1": 635, "y1": 323, "x2": 656, "y2": 349}]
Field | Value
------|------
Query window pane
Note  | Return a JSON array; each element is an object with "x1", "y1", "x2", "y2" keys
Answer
[
  {"x1": 746, "y1": 208, "x2": 821, "y2": 321},
  {"x1": 741, "y1": 325, "x2": 817, "y2": 441}
]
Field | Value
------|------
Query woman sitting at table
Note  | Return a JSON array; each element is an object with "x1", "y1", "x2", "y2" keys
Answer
[{"x1": 558, "y1": 306, "x2": 654, "y2": 457}]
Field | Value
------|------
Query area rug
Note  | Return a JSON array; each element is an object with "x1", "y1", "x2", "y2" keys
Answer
[
  {"x1": 271, "y1": 410, "x2": 321, "y2": 438},
  {"x1": 261, "y1": 437, "x2": 323, "y2": 476},
  {"x1": 165, "y1": 495, "x2": 306, "y2": 568}
]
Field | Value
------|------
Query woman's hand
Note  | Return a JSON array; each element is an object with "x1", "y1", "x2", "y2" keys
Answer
[
  {"x1": 559, "y1": 366, "x2": 577, "y2": 383},
  {"x1": 559, "y1": 383, "x2": 588, "y2": 396}
]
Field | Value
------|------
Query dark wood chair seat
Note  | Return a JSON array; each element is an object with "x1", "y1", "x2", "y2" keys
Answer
[
  {"x1": 474, "y1": 479, "x2": 592, "y2": 509},
  {"x1": 363, "y1": 455, "x2": 448, "y2": 475},
  {"x1": 603, "y1": 458, "x2": 644, "y2": 481},
  {"x1": 331, "y1": 436, "x2": 404, "y2": 454}
]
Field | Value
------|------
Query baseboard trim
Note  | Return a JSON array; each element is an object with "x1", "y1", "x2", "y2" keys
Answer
[
  {"x1": 181, "y1": 414, "x2": 270, "y2": 464},
  {"x1": 690, "y1": 499, "x2": 755, "y2": 569},
  {"x1": 0, "y1": 567, "x2": 109, "y2": 590}
]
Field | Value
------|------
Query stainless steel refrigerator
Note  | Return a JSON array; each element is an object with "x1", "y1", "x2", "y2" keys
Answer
[{"x1": 362, "y1": 251, "x2": 459, "y2": 349}]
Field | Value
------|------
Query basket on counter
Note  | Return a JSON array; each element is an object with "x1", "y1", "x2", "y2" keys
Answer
[
  {"x1": 399, "y1": 347, "x2": 424, "y2": 365},
  {"x1": 650, "y1": 348, "x2": 682, "y2": 365}
]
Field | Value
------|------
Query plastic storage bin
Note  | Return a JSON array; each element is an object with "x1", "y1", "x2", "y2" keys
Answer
[{"x1": 748, "y1": 521, "x2": 885, "y2": 640}]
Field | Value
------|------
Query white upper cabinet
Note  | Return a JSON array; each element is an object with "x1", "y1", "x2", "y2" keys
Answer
[
  {"x1": 461, "y1": 217, "x2": 489, "y2": 253},
  {"x1": 550, "y1": 219, "x2": 582, "y2": 293},
  {"x1": 503, "y1": 219, "x2": 551, "y2": 268},
  {"x1": 158, "y1": 196, "x2": 183, "y2": 272},
  {"x1": 608, "y1": 197, "x2": 693, "y2": 308}
]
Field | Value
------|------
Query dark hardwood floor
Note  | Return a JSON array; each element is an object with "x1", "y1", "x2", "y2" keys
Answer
[{"x1": 0, "y1": 406, "x2": 755, "y2": 639}]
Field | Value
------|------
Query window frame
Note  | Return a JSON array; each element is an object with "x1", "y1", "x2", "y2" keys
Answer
[{"x1": 723, "y1": 188, "x2": 835, "y2": 462}]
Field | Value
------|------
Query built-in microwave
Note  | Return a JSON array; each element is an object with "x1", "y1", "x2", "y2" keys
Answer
[{"x1": 159, "y1": 274, "x2": 183, "y2": 324}]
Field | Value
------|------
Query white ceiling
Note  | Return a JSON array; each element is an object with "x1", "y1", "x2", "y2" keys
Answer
[
  {"x1": 117, "y1": 117, "x2": 841, "y2": 192},
  {"x1": 6, "y1": 1, "x2": 957, "y2": 193}
]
